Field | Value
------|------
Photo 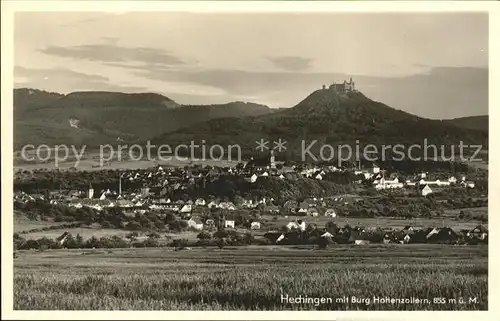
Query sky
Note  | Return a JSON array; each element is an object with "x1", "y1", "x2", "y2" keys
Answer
[{"x1": 14, "y1": 12, "x2": 488, "y2": 119}]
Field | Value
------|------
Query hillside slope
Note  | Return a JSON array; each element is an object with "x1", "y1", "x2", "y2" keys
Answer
[
  {"x1": 443, "y1": 115, "x2": 488, "y2": 132},
  {"x1": 14, "y1": 89, "x2": 273, "y2": 148},
  {"x1": 151, "y1": 88, "x2": 489, "y2": 160}
]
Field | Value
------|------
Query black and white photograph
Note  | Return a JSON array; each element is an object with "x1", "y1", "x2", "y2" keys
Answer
[{"x1": 2, "y1": 1, "x2": 498, "y2": 318}]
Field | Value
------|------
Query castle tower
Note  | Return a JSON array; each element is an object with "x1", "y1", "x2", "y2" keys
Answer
[
  {"x1": 88, "y1": 183, "x2": 94, "y2": 199},
  {"x1": 269, "y1": 150, "x2": 276, "y2": 169}
]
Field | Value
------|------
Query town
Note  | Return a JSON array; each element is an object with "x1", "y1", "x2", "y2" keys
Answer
[{"x1": 13, "y1": 150, "x2": 488, "y2": 251}]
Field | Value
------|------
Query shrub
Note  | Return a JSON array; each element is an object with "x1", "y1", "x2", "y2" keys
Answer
[
  {"x1": 20, "y1": 239, "x2": 40, "y2": 250},
  {"x1": 216, "y1": 238, "x2": 226, "y2": 249},
  {"x1": 196, "y1": 239, "x2": 211, "y2": 247},
  {"x1": 125, "y1": 232, "x2": 139, "y2": 242},
  {"x1": 213, "y1": 229, "x2": 229, "y2": 239},
  {"x1": 170, "y1": 238, "x2": 188, "y2": 249},
  {"x1": 243, "y1": 232, "x2": 254, "y2": 245},
  {"x1": 147, "y1": 232, "x2": 161, "y2": 239},
  {"x1": 197, "y1": 231, "x2": 212, "y2": 240},
  {"x1": 85, "y1": 236, "x2": 100, "y2": 249},
  {"x1": 317, "y1": 237, "x2": 332, "y2": 249},
  {"x1": 142, "y1": 237, "x2": 160, "y2": 248},
  {"x1": 126, "y1": 221, "x2": 142, "y2": 231},
  {"x1": 100, "y1": 220, "x2": 112, "y2": 228}
]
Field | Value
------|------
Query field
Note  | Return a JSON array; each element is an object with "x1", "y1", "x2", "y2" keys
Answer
[
  {"x1": 15, "y1": 214, "x2": 486, "y2": 243},
  {"x1": 14, "y1": 215, "x2": 63, "y2": 233},
  {"x1": 259, "y1": 214, "x2": 485, "y2": 232},
  {"x1": 14, "y1": 149, "x2": 240, "y2": 171},
  {"x1": 14, "y1": 245, "x2": 488, "y2": 310}
]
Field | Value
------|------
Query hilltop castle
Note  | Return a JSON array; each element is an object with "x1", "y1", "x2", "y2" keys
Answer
[{"x1": 322, "y1": 77, "x2": 356, "y2": 93}]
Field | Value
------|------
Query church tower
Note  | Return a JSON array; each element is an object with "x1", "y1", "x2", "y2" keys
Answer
[
  {"x1": 269, "y1": 150, "x2": 276, "y2": 169},
  {"x1": 88, "y1": 183, "x2": 94, "y2": 199}
]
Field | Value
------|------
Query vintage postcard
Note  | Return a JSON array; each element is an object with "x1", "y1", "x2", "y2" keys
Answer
[{"x1": 1, "y1": 1, "x2": 498, "y2": 320}]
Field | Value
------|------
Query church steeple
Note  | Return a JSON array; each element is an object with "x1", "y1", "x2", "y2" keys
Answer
[
  {"x1": 88, "y1": 183, "x2": 94, "y2": 199},
  {"x1": 269, "y1": 150, "x2": 276, "y2": 169}
]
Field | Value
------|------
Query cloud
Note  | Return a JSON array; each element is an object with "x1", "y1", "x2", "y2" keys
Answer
[
  {"x1": 14, "y1": 66, "x2": 109, "y2": 82},
  {"x1": 266, "y1": 56, "x2": 313, "y2": 71},
  {"x1": 58, "y1": 13, "x2": 126, "y2": 28},
  {"x1": 14, "y1": 66, "x2": 147, "y2": 93},
  {"x1": 39, "y1": 44, "x2": 185, "y2": 66},
  {"x1": 413, "y1": 63, "x2": 431, "y2": 68},
  {"x1": 121, "y1": 64, "x2": 487, "y2": 117},
  {"x1": 101, "y1": 36, "x2": 120, "y2": 45}
]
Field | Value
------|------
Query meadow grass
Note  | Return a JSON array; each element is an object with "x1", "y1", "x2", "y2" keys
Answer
[
  {"x1": 14, "y1": 245, "x2": 488, "y2": 310},
  {"x1": 259, "y1": 214, "x2": 484, "y2": 232}
]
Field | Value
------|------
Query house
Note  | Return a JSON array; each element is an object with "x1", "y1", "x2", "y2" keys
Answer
[
  {"x1": 308, "y1": 208, "x2": 319, "y2": 217},
  {"x1": 427, "y1": 227, "x2": 459, "y2": 244},
  {"x1": 56, "y1": 232, "x2": 70, "y2": 245},
  {"x1": 405, "y1": 180, "x2": 416, "y2": 186},
  {"x1": 283, "y1": 200, "x2": 298, "y2": 212},
  {"x1": 187, "y1": 218, "x2": 204, "y2": 231},
  {"x1": 321, "y1": 231, "x2": 333, "y2": 238},
  {"x1": 299, "y1": 199, "x2": 314, "y2": 210},
  {"x1": 241, "y1": 199, "x2": 255, "y2": 208},
  {"x1": 469, "y1": 225, "x2": 488, "y2": 240},
  {"x1": 324, "y1": 209, "x2": 337, "y2": 218},
  {"x1": 461, "y1": 181, "x2": 475, "y2": 188},
  {"x1": 286, "y1": 220, "x2": 306, "y2": 231},
  {"x1": 249, "y1": 174, "x2": 258, "y2": 183},
  {"x1": 266, "y1": 205, "x2": 280, "y2": 214},
  {"x1": 250, "y1": 221, "x2": 261, "y2": 230},
  {"x1": 297, "y1": 207, "x2": 308, "y2": 213},
  {"x1": 165, "y1": 204, "x2": 181, "y2": 212},
  {"x1": 315, "y1": 173, "x2": 323, "y2": 180},
  {"x1": 286, "y1": 221, "x2": 299, "y2": 230},
  {"x1": 420, "y1": 185, "x2": 433, "y2": 196},
  {"x1": 219, "y1": 202, "x2": 236, "y2": 210},
  {"x1": 207, "y1": 200, "x2": 219, "y2": 209},
  {"x1": 195, "y1": 198, "x2": 206, "y2": 206},
  {"x1": 116, "y1": 199, "x2": 134, "y2": 208},
  {"x1": 68, "y1": 201, "x2": 83, "y2": 209},
  {"x1": 374, "y1": 177, "x2": 404, "y2": 190},
  {"x1": 436, "y1": 179, "x2": 451, "y2": 187},
  {"x1": 224, "y1": 220, "x2": 235, "y2": 228},
  {"x1": 426, "y1": 227, "x2": 439, "y2": 240},
  {"x1": 180, "y1": 204, "x2": 192, "y2": 213},
  {"x1": 448, "y1": 176, "x2": 457, "y2": 184},
  {"x1": 403, "y1": 225, "x2": 415, "y2": 234}
]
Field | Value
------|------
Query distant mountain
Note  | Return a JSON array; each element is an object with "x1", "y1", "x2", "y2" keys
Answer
[
  {"x1": 14, "y1": 88, "x2": 273, "y2": 148},
  {"x1": 14, "y1": 88, "x2": 64, "y2": 109},
  {"x1": 442, "y1": 115, "x2": 488, "y2": 132},
  {"x1": 152, "y1": 87, "x2": 489, "y2": 160}
]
